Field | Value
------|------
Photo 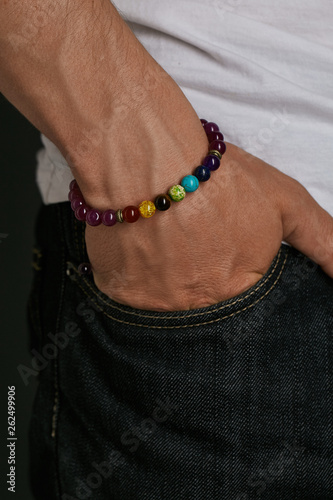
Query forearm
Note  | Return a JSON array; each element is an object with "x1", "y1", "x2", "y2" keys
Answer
[{"x1": 0, "y1": 0, "x2": 207, "y2": 206}]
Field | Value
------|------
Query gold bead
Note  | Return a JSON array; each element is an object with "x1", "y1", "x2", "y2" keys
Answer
[
  {"x1": 208, "y1": 149, "x2": 222, "y2": 160},
  {"x1": 138, "y1": 200, "x2": 156, "y2": 218},
  {"x1": 116, "y1": 209, "x2": 124, "y2": 223}
]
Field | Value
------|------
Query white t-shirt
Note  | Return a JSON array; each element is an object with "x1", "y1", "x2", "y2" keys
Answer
[{"x1": 36, "y1": 0, "x2": 333, "y2": 217}]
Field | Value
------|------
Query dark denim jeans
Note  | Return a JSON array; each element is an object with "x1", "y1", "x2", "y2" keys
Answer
[{"x1": 27, "y1": 201, "x2": 333, "y2": 500}]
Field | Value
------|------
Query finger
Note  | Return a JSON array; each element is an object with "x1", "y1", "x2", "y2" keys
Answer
[{"x1": 281, "y1": 182, "x2": 333, "y2": 278}]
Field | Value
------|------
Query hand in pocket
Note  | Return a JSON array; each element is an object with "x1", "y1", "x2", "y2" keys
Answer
[{"x1": 85, "y1": 143, "x2": 333, "y2": 312}]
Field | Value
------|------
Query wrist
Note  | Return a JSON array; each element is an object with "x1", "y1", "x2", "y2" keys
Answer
[{"x1": 68, "y1": 75, "x2": 209, "y2": 210}]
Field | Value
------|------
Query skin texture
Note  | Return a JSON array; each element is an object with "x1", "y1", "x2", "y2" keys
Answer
[{"x1": 0, "y1": 0, "x2": 332, "y2": 312}]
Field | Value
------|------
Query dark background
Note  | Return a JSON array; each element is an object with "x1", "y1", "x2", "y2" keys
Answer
[{"x1": 1, "y1": 92, "x2": 42, "y2": 499}]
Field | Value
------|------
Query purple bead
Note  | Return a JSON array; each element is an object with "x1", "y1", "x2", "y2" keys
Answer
[
  {"x1": 200, "y1": 118, "x2": 208, "y2": 126},
  {"x1": 75, "y1": 205, "x2": 88, "y2": 221},
  {"x1": 69, "y1": 179, "x2": 78, "y2": 191},
  {"x1": 209, "y1": 140, "x2": 226, "y2": 155},
  {"x1": 68, "y1": 188, "x2": 83, "y2": 202},
  {"x1": 71, "y1": 198, "x2": 84, "y2": 211},
  {"x1": 86, "y1": 209, "x2": 102, "y2": 226},
  {"x1": 207, "y1": 131, "x2": 224, "y2": 143},
  {"x1": 202, "y1": 155, "x2": 221, "y2": 171},
  {"x1": 102, "y1": 209, "x2": 117, "y2": 226},
  {"x1": 194, "y1": 165, "x2": 211, "y2": 182},
  {"x1": 204, "y1": 122, "x2": 219, "y2": 135},
  {"x1": 78, "y1": 262, "x2": 92, "y2": 275}
]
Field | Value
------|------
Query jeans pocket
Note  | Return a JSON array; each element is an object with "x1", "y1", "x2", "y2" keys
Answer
[
  {"x1": 66, "y1": 243, "x2": 290, "y2": 332},
  {"x1": 56, "y1": 242, "x2": 297, "y2": 499},
  {"x1": 34, "y1": 202, "x2": 333, "y2": 500}
]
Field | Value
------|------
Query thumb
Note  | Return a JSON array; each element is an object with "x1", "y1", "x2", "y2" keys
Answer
[{"x1": 281, "y1": 182, "x2": 333, "y2": 278}]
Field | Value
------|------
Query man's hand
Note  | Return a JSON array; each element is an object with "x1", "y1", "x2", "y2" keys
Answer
[
  {"x1": 85, "y1": 142, "x2": 333, "y2": 312},
  {"x1": 1, "y1": 0, "x2": 331, "y2": 312}
]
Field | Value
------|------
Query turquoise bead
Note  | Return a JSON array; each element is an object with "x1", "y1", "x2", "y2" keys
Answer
[{"x1": 181, "y1": 175, "x2": 199, "y2": 193}]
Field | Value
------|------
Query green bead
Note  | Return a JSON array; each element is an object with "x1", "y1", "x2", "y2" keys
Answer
[{"x1": 168, "y1": 184, "x2": 186, "y2": 202}]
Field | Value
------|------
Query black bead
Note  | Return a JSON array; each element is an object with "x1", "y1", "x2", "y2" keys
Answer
[{"x1": 155, "y1": 194, "x2": 171, "y2": 211}]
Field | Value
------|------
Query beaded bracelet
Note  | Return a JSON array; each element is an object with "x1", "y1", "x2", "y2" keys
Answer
[{"x1": 68, "y1": 118, "x2": 226, "y2": 226}]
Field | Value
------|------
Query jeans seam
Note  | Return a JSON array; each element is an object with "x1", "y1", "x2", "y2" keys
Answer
[
  {"x1": 69, "y1": 251, "x2": 288, "y2": 329},
  {"x1": 70, "y1": 247, "x2": 284, "y2": 320},
  {"x1": 32, "y1": 246, "x2": 42, "y2": 270}
]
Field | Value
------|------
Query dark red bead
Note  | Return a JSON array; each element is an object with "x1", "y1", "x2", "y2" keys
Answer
[
  {"x1": 122, "y1": 206, "x2": 140, "y2": 223},
  {"x1": 207, "y1": 131, "x2": 224, "y2": 143},
  {"x1": 200, "y1": 118, "x2": 208, "y2": 126},
  {"x1": 204, "y1": 122, "x2": 219, "y2": 135},
  {"x1": 209, "y1": 140, "x2": 226, "y2": 155}
]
